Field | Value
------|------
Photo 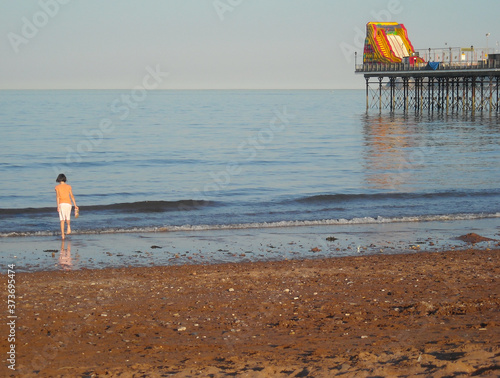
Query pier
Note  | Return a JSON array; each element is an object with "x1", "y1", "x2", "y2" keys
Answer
[{"x1": 356, "y1": 22, "x2": 500, "y2": 113}]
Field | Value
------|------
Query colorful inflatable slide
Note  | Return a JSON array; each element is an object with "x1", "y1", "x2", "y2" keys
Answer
[{"x1": 363, "y1": 22, "x2": 425, "y2": 65}]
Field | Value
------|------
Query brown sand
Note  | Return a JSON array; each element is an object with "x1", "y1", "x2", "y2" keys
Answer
[{"x1": 2, "y1": 248, "x2": 499, "y2": 377}]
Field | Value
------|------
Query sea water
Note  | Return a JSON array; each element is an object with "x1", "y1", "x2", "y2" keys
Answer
[{"x1": 0, "y1": 90, "x2": 499, "y2": 270}]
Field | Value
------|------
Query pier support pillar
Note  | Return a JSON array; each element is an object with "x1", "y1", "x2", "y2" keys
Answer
[
  {"x1": 365, "y1": 77, "x2": 369, "y2": 111},
  {"x1": 360, "y1": 70, "x2": 499, "y2": 113},
  {"x1": 489, "y1": 77, "x2": 493, "y2": 114},
  {"x1": 378, "y1": 77, "x2": 383, "y2": 112},
  {"x1": 419, "y1": 77, "x2": 424, "y2": 113},
  {"x1": 446, "y1": 77, "x2": 450, "y2": 114},
  {"x1": 497, "y1": 76, "x2": 499, "y2": 112},
  {"x1": 403, "y1": 77, "x2": 409, "y2": 112},
  {"x1": 428, "y1": 77, "x2": 433, "y2": 112},
  {"x1": 472, "y1": 77, "x2": 476, "y2": 113},
  {"x1": 390, "y1": 77, "x2": 395, "y2": 111}
]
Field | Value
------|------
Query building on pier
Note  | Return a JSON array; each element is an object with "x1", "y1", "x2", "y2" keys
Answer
[{"x1": 355, "y1": 22, "x2": 500, "y2": 113}]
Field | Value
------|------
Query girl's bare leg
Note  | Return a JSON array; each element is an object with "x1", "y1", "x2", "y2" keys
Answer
[
  {"x1": 66, "y1": 220, "x2": 71, "y2": 235},
  {"x1": 60, "y1": 221, "x2": 65, "y2": 239}
]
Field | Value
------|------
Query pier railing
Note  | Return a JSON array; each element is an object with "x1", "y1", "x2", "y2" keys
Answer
[{"x1": 355, "y1": 59, "x2": 500, "y2": 74}]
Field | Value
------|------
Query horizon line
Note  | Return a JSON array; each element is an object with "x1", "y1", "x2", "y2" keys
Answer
[{"x1": 0, "y1": 87, "x2": 363, "y2": 91}]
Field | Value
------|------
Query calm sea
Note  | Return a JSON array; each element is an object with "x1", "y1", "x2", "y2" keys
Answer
[{"x1": 0, "y1": 90, "x2": 499, "y2": 238}]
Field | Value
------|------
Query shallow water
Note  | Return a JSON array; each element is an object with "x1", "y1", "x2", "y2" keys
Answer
[{"x1": 2, "y1": 216, "x2": 497, "y2": 272}]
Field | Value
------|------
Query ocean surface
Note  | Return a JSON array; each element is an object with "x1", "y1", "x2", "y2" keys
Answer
[{"x1": 0, "y1": 90, "x2": 499, "y2": 270}]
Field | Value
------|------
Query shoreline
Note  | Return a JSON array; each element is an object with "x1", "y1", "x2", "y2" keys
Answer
[
  {"x1": 2, "y1": 217, "x2": 499, "y2": 272},
  {"x1": 2, "y1": 248, "x2": 499, "y2": 376}
]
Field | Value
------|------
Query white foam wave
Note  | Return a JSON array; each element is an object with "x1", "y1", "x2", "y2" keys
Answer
[
  {"x1": 1, "y1": 212, "x2": 498, "y2": 238},
  {"x1": 166, "y1": 213, "x2": 500, "y2": 232}
]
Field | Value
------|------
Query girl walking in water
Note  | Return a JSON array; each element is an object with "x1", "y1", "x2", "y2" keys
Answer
[{"x1": 55, "y1": 174, "x2": 78, "y2": 239}]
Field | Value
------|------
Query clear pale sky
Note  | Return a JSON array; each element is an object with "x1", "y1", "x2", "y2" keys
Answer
[{"x1": 1, "y1": 0, "x2": 499, "y2": 89}]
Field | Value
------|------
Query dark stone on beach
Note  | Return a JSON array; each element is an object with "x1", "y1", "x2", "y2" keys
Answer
[
  {"x1": 151, "y1": 245, "x2": 162, "y2": 249},
  {"x1": 326, "y1": 236, "x2": 338, "y2": 241},
  {"x1": 457, "y1": 233, "x2": 495, "y2": 244}
]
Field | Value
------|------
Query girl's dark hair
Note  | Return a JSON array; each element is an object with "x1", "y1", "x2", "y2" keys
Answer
[{"x1": 56, "y1": 174, "x2": 67, "y2": 183}]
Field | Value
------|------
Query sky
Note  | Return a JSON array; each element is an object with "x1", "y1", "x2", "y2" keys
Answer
[{"x1": 1, "y1": 0, "x2": 499, "y2": 90}]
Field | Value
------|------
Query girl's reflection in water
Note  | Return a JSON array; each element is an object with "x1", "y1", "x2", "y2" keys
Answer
[{"x1": 59, "y1": 240, "x2": 73, "y2": 270}]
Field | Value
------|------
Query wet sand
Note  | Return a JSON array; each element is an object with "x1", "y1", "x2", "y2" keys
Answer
[{"x1": 2, "y1": 248, "x2": 499, "y2": 377}]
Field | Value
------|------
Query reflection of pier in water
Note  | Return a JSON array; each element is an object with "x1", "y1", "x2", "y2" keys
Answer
[
  {"x1": 361, "y1": 114, "x2": 420, "y2": 190},
  {"x1": 361, "y1": 113, "x2": 498, "y2": 191}
]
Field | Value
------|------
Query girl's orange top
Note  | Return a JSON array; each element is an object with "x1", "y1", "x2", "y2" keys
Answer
[{"x1": 55, "y1": 184, "x2": 73, "y2": 204}]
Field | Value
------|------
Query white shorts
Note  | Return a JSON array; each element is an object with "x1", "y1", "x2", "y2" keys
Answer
[{"x1": 59, "y1": 203, "x2": 72, "y2": 221}]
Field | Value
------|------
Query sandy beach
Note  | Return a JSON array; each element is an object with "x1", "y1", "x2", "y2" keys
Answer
[{"x1": 1, "y1": 246, "x2": 499, "y2": 377}]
